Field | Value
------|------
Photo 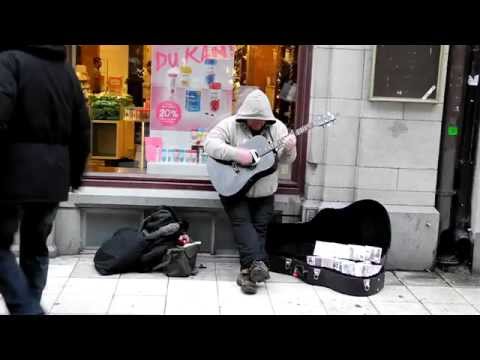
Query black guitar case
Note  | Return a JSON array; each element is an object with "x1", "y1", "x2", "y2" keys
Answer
[{"x1": 266, "y1": 199, "x2": 391, "y2": 297}]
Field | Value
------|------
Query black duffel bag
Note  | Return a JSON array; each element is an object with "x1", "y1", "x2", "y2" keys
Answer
[
  {"x1": 94, "y1": 227, "x2": 148, "y2": 275},
  {"x1": 94, "y1": 206, "x2": 186, "y2": 275}
]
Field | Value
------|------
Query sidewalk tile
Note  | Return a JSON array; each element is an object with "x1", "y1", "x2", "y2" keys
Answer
[
  {"x1": 62, "y1": 278, "x2": 118, "y2": 296},
  {"x1": 268, "y1": 283, "x2": 326, "y2": 315},
  {"x1": 165, "y1": 280, "x2": 219, "y2": 315},
  {"x1": 423, "y1": 303, "x2": 479, "y2": 315},
  {"x1": 12, "y1": 255, "x2": 480, "y2": 316},
  {"x1": 115, "y1": 278, "x2": 168, "y2": 296},
  {"x1": 42, "y1": 290, "x2": 64, "y2": 314},
  {"x1": 408, "y1": 286, "x2": 467, "y2": 304},
  {"x1": 120, "y1": 272, "x2": 168, "y2": 280},
  {"x1": 48, "y1": 264, "x2": 76, "y2": 278},
  {"x1": 45, "y1": 277, "x2": 69, "y2": 292},
  {"x1": 218, "y1": 281, "x2": 273, "y2": 315},
  {"x1": 71, "y1": 262, "x2": 119, "y2": 279},
  {"x1": 215, "y1": 263, "x2": 238, "y2": 282},
  {"x1": 384, "y1": 272, "x2": 402, "y2": 286},
  {"x1": 50, "y1": 293, "x2": 113, "y2": 315},
  {"x1": 395, "y1": 271, "x2": 447, "y2": 287},
  {"x1": 314, "y1": 285, "x2": 366, "y2": 301},
  {"x1": 373, "y1": 302, "x2": 430, "y2": 315},
  {"x1": 170, "y1": 263, "x2": 216, "y2": 281},
  {"x1": 454, "y1": 288, "x2": 480, "y2": 306},
  {"x1": 215, "y1": 268, "x2": 238, "y2": 282},
  {"x1": 77, "y1": 254, "x2": 95, "y2": 263},
  {"x1": 323, "y1": 299, "x2": 378, "y2": 315},
  {"x1": 369, "y1": 285, "x2": 417, "y2": 303},
  {"x1": 436, "y1": 269, "x2": 480, "y2": 288},
  {"x1": 268, "y1": 272, "x2": 304, "y2": 284},
  {"x1": 214, "y1": 263, "x2": 237, "y2": 271},
  {"x1": 108, "y1": 296, "x2": 165, "y2": 315},
  {"x1": 49, "y1": 256, "x2": 79, "y2": 266},
  {"x1": 314, "y1": 287, "x2": 378, "y2": 315}
]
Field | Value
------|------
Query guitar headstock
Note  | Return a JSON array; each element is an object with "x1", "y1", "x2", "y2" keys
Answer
[
  {"x1": 312, "y1": 112, "x2": 336, "y2": 128},
  {"x1": 290, "y1": 112, "x2": 337, "y2": 138}
]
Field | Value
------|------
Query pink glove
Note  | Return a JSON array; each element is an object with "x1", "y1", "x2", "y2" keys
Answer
[
  {"x1": 284, "y1": 134, "x2": 297, "y2": 152},
  {"x1": 233, "y1": 147, "x2": 253, "y2": 166}
]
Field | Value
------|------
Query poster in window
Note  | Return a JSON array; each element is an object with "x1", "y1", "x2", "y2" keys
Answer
[
  {"x1": 150, "y1": 45, "x2": 234, "y2": 132},
  {"x1": 147, "y1": 45, "x2": 234, "y2": 174}
]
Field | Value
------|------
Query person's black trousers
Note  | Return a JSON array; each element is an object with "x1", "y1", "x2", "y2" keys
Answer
[
  {"x1": 0, "y1": 202, "x2": 58, "y2": 315},
  {"x1": 221, "y1": 195, "x2": 274, "y2": 269}
]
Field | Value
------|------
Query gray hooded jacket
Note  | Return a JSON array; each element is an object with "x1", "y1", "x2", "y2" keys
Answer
[{"x1": 204, "y1": 89, "x2": 297, "y2": 198}]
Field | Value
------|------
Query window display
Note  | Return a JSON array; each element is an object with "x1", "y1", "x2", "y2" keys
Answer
[
  {"x1": 75, "y1": 45, "x2": 299, "y2": 180},
  {"x1": 146, "y1": 45, "x2": 235, "y2": 178}
]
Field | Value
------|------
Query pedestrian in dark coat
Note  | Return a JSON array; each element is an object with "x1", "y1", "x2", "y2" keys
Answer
[{"x1": 0, "y1": 45, "x2": 91, "y2": 314}]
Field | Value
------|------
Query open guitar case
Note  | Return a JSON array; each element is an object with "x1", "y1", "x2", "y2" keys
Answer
[{"x1": 266, "y1": 199, "x2": 391, "y2": 296}]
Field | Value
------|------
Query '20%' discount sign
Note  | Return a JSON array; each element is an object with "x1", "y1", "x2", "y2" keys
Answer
[{"x1": 155, "y1": 100, "x2": 182, "y2": 126}]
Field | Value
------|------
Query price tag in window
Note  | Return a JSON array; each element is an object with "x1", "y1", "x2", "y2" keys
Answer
[{"x1": 156, "y1": 100, "x2": 182, "y2": 127}]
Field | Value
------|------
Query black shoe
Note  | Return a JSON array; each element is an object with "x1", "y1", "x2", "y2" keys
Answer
[
  {"x1": 236, "y1": 269, "x2": 257, "y2": 295},
  {"x1": 437, "y1": 254, "x2": 461, "y2": 266},
  {"x1": 249, "y1": 260, "x2": 270, "y2": 283}
]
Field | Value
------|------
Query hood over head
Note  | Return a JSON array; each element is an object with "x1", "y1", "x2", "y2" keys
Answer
[{"x1": 235, "y1": 89, "x2": 277, "y2": 125}]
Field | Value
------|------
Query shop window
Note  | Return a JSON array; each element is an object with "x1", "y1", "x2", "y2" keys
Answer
[{"x1": 74, "y1": 45, "x2": 300, "y2": 182}]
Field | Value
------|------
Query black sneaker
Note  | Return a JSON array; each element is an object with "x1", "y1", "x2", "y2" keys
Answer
[
  {"x1": 249, "y1": 260, "x2": 270, "y2": 283},
  {"x1": 236, "y1": 269, "x2": 257, "y2": 295}
]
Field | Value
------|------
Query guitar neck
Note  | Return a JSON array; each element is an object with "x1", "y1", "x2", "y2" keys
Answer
[
  {"x1": 293, "y1": 123, "x2": 314, "y2": 137},
  {"x1": 258, "y1": 123, "x2": 313, "y2": 157}
]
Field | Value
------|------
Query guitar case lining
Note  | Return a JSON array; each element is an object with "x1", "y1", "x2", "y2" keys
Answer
[{"x1": 266, "y1": 199, "x2": 391, "y2": 297}]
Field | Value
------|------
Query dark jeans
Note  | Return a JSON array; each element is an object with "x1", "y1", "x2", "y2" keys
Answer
[
  {"x1": 0, "y1": 202, "x2": 58, "y2": 315},
  {"x1": 221, "y1": 195, "x2": 274, "y2": 269}
]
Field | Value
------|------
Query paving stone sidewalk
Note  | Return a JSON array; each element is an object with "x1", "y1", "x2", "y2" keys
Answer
[{"x1": 1, "y1": 255, "x2": 479, "y2": 315}]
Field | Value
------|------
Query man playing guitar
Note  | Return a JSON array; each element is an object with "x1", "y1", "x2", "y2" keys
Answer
[{"x1": 204, "y1": 89, "x2": 297, "y2": 295}]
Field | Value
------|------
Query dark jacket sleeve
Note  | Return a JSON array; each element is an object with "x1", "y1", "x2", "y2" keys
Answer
[
  {"x1": 0, "y1": 53, "x2": 17, "y2": 140},
  {"x1": 69, "y1": 70, "x2": 91, "y2": 190}
]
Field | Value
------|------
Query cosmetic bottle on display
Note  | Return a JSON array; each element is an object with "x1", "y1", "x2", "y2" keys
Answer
[
  {"x1": 204, "y1": 58, "x2": 217, "y2": 86},
  {"x1": 180, "y1": 65, "x2": 192, "y2": 88},
  {"x1": 167, "y1": 67, "x2": 180, "y2": 99},
  {"x1": 185, "y1": 79, "x2": 202, "y2": 112},
  {"x1": 208, "y1": 82, "x2": 221, "y2": 112}
]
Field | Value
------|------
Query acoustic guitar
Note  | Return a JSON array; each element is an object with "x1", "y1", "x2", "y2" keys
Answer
[{"x1": 207, "y1": 112, "x2": 336, "y2": 199}]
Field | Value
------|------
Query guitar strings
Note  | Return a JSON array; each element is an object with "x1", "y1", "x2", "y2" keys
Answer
[{"x1": 256, "y1": 117, "x2": 333, "y2": 157}]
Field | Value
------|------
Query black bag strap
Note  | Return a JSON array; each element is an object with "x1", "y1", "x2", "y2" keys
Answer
[{"x1": 152, "y1": 251, "x2": 173, "y2": 272}]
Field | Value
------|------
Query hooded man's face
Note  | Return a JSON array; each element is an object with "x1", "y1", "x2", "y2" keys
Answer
[{"x1": 247, "y1": 119, "x2": 265, "y2": 131}]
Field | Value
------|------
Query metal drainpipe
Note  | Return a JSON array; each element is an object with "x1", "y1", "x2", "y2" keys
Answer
[
  {"x1": 451, "y1": 45, "x2": 480, "y2": 262},
  {"x1": 435, "y1": 45, "x2": 470, "y2": 262}
]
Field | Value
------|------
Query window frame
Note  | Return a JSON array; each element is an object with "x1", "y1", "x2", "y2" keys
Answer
[{"x1": 76, "y1": 45, "x2": 313, "y2": 195}]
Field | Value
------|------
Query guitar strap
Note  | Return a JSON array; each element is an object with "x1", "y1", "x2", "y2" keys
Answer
[{"x1": 265, "y1": 126, "x2": 277, "y2": 155}]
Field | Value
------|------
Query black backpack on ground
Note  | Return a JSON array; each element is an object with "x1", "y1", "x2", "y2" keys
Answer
[
  {"x1": 266, "y1": 199, "x2": 391, "y2": 297},
  {"x1": 94, "y1": 206, "x2": 189, "y2": 275}
]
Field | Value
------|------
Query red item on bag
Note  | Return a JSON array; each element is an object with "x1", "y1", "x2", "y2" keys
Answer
[{"x1": 177, "y1": 234, "x2": 191, "y2": 246}]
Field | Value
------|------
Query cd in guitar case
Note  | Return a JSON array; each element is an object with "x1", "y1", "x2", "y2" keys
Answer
[{"x1": 266, "y1": 199, "x2": 391, "y2": 297}]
